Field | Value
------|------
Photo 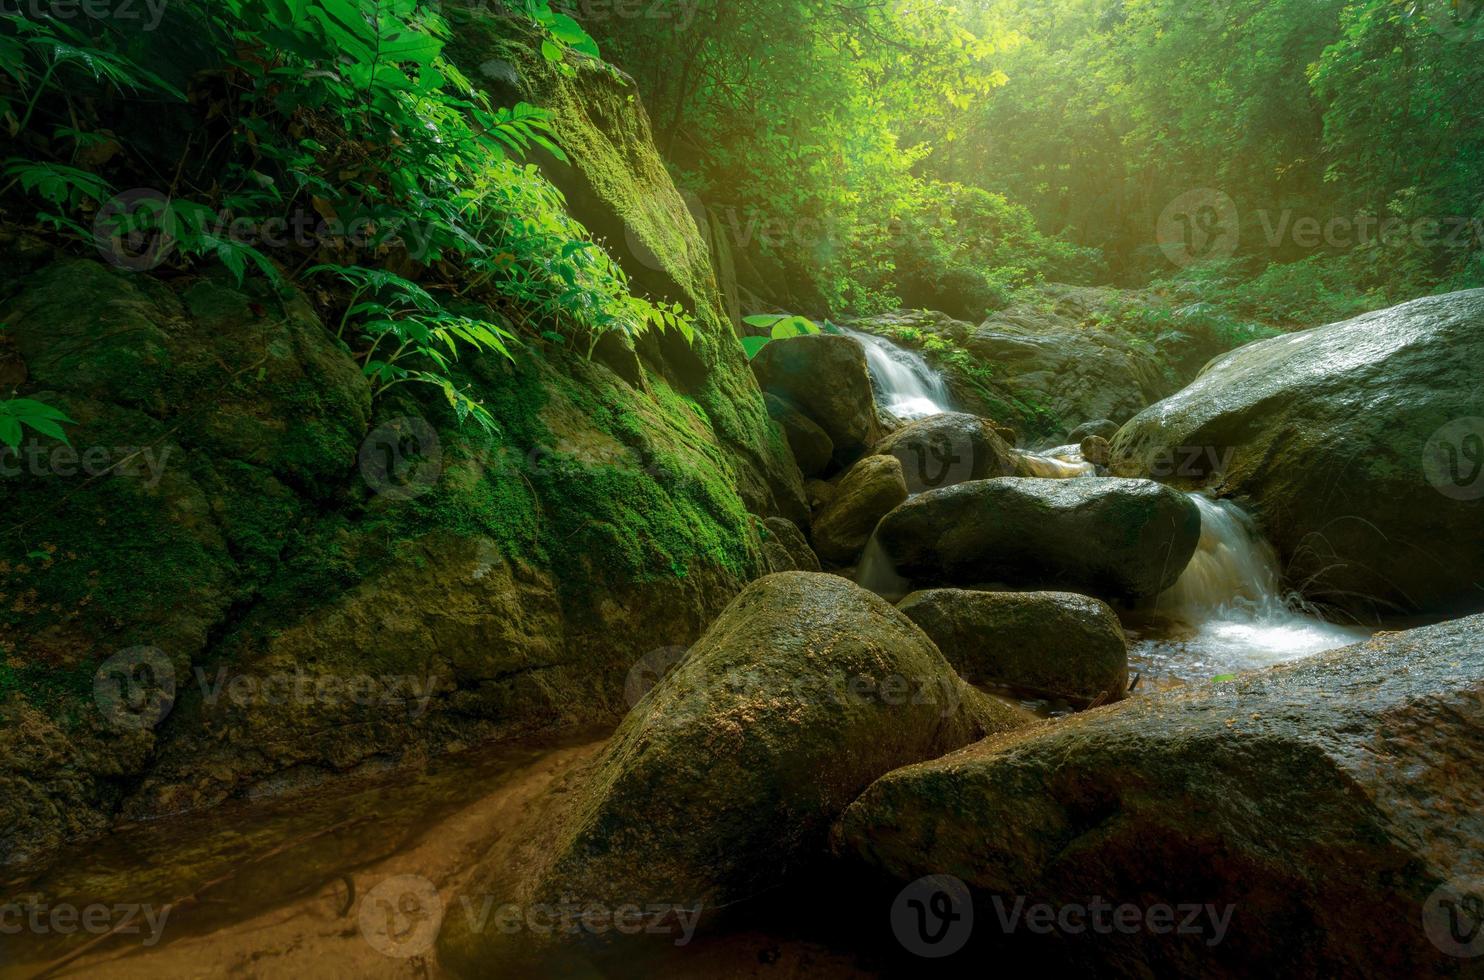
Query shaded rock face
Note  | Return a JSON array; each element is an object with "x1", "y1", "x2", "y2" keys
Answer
[
  {"x1": 834, "y1": 615, "x2": 1484, "y2": 978},
  {"x1": 764, "y1": 392, "x2": 834, "y2": 478},
  {"x1": 1111, "y1": 289, "x2": 1484, "y2": 619},
  {"x1": 751, "y1": 334, "x2": 884, "y2": 468},
  {"x1": 0, "y1": 176, "x2": 792, "y2": 868},
  {"x1": 811, "y1": 455, "x2": 909, "y2": 566},
  {"x1": 898, "y1": 589, "x2": 1128, "y2": 703},
  {"x1": 873, "y1": 412, "x2": 1018, "y2": 495},
  {"x1": 759, "y1": 517, "x2": 821, "y2": 573},
  {"x1": 876, "y1": 477, "x2": 1201, "y2": 602},
  {"x1": 1069, "y1": 418, "x2": 1121, "y2": 443},
  {"x1": 438, "y1": 572, "x2": 1028, "y2": 974}
]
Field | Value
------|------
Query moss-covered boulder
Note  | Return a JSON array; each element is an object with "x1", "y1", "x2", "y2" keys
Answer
[
  {"x1": 876, "y1": 477, "x2": 1201, "y2": 601},
  {"x1": 751, "y1": 335, "x2": 883, "y2": 468},
  {"x1": 898, "y1": 589, "x2": 1128, "y2": 703},
  {"x1": 873, "y1": 412, "x2": 1017, "y2": 494},
  {"x1": 811, "y1": 454, "x2": 908, "y2": 566},
  {"x1": 0, "y1": 258, "x2": 779, "y2": 863},
  {"x1": 1111, "y1": 289, "x2": 1484, "y2": 619},
  {"x1": 833, "y1": 615, "x2": 1484, "y2": 977},
  {"x1": 438, "y1": 572, "x2": 1029, "y2": 974}
]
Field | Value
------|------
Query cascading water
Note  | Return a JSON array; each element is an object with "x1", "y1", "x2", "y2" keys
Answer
[
  {"x1": 1129, "y1": 495, "x2": 1371, "y2": 685},
  {"x1": 837, "y1": 326, "x2": 954, "y2": 420},
  {"x1": 840, "y1": 328, "x2": 1369, "y2": 686}
]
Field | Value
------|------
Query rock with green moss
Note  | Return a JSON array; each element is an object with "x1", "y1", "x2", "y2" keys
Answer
[
  {"x1": 833, "y1": 615, "x2": 1484, "y2": 977},
  {"x1": 897, "y1": 589, "x2": 1128, "y2": 703},
  {"x1": 1111, "y1": 289, "x2": 1484, "y2": 619},
  {"x1": 438, "y1": 571, "x2": 1029, "y2": 974},
  {"x1": 811, "y1": 455, "x2": 908, "y2": 566},
  {"x1": 876, "y1": 477, "x2": 1200, "y2": 601},
  {"x1": 0, "y1": 252, "x2": 776, "y2": 863}
]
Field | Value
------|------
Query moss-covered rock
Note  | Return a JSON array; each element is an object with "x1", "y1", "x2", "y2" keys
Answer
[
  {"x1": 438, "y1": 571, "x2": 1028, "y2": 974},
  {"x1": 0, "y1": 254, "x2": 785, "y2": 864}
]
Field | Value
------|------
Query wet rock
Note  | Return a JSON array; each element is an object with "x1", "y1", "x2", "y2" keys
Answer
[
  {"x1": 764, "y1": 392, "x2": 834, "y2": 478},
  {"x1": 1111, "y1": 289, "x2": 1484, "y2": 618},
  {"x1": 872, "y1": 412, "x2": 1018, "y2": 495},
  {"x1": 876, "y1": 477, "x2": 1201, "y2": 601},
  {"x1": 439, "y1": 572, "x2": 1028, "y2": 973},
  {"x1": 897, "y1": 589, "x2": 1128, "y2": 703},
  {"x1": 1080, "y1": 435, "x2": 1111, "y2": 467},
  {"x1": 752, "y1": 335, "x2": 883, "y2": 467},
  {"x1": 811, "y1": 455, "x2": 908, "y2": 565},
  {"x1": 759, "y1": 517, "x2": 821, "y2": 573},
  {"x1": 834, "y1": 614, "x2": 1484, "y2": 977},
  {"x1": 1069, "y1": 418, "x2": 1121, "y2": 443}
]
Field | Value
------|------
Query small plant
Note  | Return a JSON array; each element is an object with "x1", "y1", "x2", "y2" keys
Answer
[{"x1": 739, "y1": 314, "x2": 823, "y2": 359}]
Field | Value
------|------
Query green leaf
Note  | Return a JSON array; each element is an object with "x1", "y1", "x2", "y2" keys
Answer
[{"x1": 741, "y1": 336, "x2": 771, "y2": 360}]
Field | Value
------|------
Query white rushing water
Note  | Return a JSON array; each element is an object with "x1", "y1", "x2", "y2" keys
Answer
[
  {"x1": 1131, "y1": 495, "x2": 1371, "y2": 684},
  {"x1": 837, "y1": 326, "x2": 953, "y2": 420}
]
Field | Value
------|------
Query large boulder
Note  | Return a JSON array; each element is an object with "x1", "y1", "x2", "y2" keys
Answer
[
  {"x1": 876, "y1": 478, "x2": 1201, "y2": 601},
  {"x1": 873, "y1": 412, "x2": 1017, "y2": 495},
  {"x1": 898, "y1": 589, "x2": 1128, "y2": 704},
  {"x1": 764, "y1": 392, "x2": 834, "y2": 478},
  {"x1": 752, "y1": 334, "x2": 883, "y2": 468},
  {"x1": 834, "y1": 615, "x2": 1484, "y2": 977},
  {"x1": 811, "y1": 455, "x2": 909, "y2": 565},
  {"x1": 1111, "y1": 290, "x2": 1484, "y2": 619},
  {"x1": 439, "y1": 572, "x2": 1029, "y2": 973}
]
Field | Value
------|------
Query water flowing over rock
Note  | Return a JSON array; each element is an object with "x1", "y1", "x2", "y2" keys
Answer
[
  {"x1": 438, "y1": 572, "x2": 1029, "y2": 974},
  {"x1": 836, "y1": 324, "x2": 955, "y2": 420},
  {"x1": 1111, "y1": 289, "x2": 1484, "y2": 619},
  {"x1": 834, "y1": 614, "x2": 1484, "y2": 977},
  {"x1": 875, "y1": 477, "x2": 1201, "y2": 601}
]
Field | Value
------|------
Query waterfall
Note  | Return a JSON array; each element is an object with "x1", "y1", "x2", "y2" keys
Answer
[
  {"x1": 1133, "y1": 494, "x2": 1371, "y2": 682},
  {"x1": 836, "y1": 326, "x2": 954, "y2": 420}
]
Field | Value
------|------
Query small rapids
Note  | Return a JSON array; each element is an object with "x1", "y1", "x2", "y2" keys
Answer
[
  {"x1": 838, "y1": 325, "x2": 953, "y2": 420},
  {"x1": 1130, "y1": 495, "x2": 1371, "y2": 685}
]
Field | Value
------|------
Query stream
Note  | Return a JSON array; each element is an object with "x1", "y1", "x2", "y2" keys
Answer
[{"x1": 840, "y1": 327, "x2": 1373, "y2": 687}]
